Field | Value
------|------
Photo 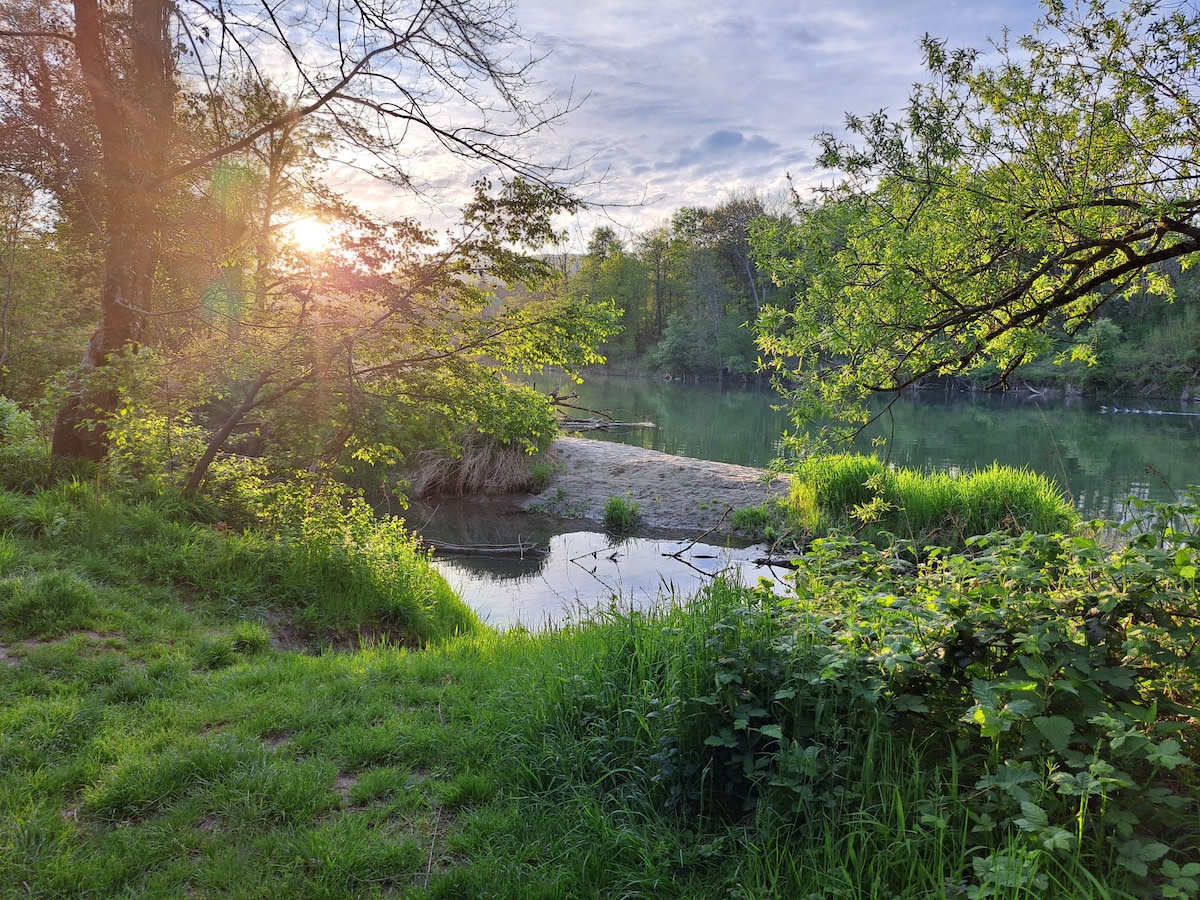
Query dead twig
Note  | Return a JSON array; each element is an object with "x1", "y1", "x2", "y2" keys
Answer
[{"x1": 666, "y1": 507, "x2": 733, "y2": 560}]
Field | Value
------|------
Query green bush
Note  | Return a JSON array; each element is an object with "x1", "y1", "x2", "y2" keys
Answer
[{"x1": 522, "y1": 494, "x2": 1200, "y2": 896}]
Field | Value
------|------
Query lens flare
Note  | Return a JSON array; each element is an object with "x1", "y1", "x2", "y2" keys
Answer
[{"x1": 285, "y1": 218, "x2": 331, "y2": 253}]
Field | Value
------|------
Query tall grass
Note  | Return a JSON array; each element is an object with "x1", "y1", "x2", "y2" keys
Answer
[
  {"x1": 0, "y1": 479, "x2": 479, "y2": 647},
  {"x1": 491, "y1": 577, "x2": 1142, "y2": 899},
  {"x1": 408, "y1": 430, "x2": 547, "y2": 497},
  {"x1": 789, "y1": 453, "x2": 1075, "y2": 545}
]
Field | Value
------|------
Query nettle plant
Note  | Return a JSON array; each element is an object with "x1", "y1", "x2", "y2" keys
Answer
[{"x1": 669, "y1": 492, "x2": 1199, "y2": 894}]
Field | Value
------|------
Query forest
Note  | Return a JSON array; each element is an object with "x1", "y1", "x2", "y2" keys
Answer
[{"x1": 557, "y1": 194, "x2": 1200, "y2": 399}]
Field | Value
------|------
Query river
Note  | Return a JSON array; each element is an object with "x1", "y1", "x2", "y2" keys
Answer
[{"x1": 412, "y1": 374, "x2": 1200, "y2": 628}]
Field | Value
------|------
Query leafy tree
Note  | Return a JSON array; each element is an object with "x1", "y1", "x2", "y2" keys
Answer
[
  {"x1": 0, "y1": 0, "x2": 581, "y2": 459},
  {"x1": 0, "y1": 174, "x2": 97, "y2": 399},
  {"x1": 127, "y1": 172, "x2": 617, "y2": 497},
  {"x1": 754, "y1": 0, "x2": 1200, "y2": 439},
  {"x1": 570, "y1": 228, "x2": 650, "y2": 358},
  {"x1": 634, "y1": 224, "x2": 682, "y2": 340}
]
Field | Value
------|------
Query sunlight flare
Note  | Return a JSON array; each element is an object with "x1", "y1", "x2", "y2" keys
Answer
[{"x1": 285, "y1": 217, "x2": 331, "y2": 254}]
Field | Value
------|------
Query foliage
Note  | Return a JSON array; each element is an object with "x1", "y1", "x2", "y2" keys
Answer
[
  {"x1": 407, "y1": 426, "x2": 556, "y2": 498},
  {"x1": 34, "y1": 172, "x2": 619, "y2": 499},
  {"x1": 0, "y1": 0, "x2": 608, "y2": 461},
  {"x1": 0, "y1": 397, "x2": 94, "y2": 490},
  {"x1": 603, "y1": 493, "x2": 642, "y2": 533},
  {"x1": 730, "y1": 502, "x2": 788, "y2": 543},
  {"x1": 787, "y1": 453, "x2": 1076, "y2": 546},
  {"x1": 2, "y1": 440, "x2": 1198, "y2": 896},
  {"x1": 754, "y1": 0, "x2": 1200, "y2": 439},
  {"x1": 1110, "y1": 304, "x2": 1200, "y2": 394},
  {"x1": 645, "y1": 313, "x2": 757, "y2": 377},
  {"x1": 0, "y1": 432, "x2": 479, "y2": 643},
  {"x1": 0, "y1": 174, "x2": 94, "y2": 401},
  {"x1": 526, "y1": 494, "x2": 1200, "y2": 896},
  {"x1": 562, "y1": 193, "x2": 783, "y2": 376}
]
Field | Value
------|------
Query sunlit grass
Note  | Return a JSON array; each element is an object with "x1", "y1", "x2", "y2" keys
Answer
[
  {"x1": 0, "y1": 464, "x2": 1186, "y2": 898},
  {"x1": 788, "y1": 453, "x2": 1076, "y2": 545}
]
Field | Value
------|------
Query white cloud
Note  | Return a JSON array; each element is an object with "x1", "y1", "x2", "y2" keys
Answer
[{"x1": 351, "y1": 0, "x2": 1045, "y2": 243}]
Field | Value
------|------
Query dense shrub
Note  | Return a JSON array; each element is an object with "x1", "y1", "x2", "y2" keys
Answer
[{"x1": 525, "y1": 492, "x2": 1200, "y2": 897}]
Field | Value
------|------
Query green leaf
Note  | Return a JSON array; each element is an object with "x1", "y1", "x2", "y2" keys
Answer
[
  {"x1": 1033, "y1": 715, "x2": 1075, "y2": 753},
  {"x1": 704, "y1": 729, "x2": 738, "y2": 749},
  {"x1": 1040, "y1": 827, "x2": 1077, "y2": 853},
  {"x1": 892, "y1": 693, "x2": 930, "y2": 713},
  {"x1": 1014, "y1": 800, "x2": 1048, "y2": 832},
  {"x1": 1018, "y1": 655, "x2": 1051, "y2": 679},
  {"x1": 1117, "y1": 839, "x2": 1171, "y2": 877},
  {"x1": 1146, "y1": 739, "x2": 1188, "y2": 769}
]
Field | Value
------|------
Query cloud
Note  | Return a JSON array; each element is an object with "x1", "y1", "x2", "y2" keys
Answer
[
  {"x1": 359, "y1": 0, "x2": 1046, "y2": 242},
  {"x1": 660, "y1": 129, "x2": 785, "y2": 173}
]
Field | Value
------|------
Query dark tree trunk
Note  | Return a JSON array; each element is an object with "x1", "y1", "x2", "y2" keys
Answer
[{"x1": 52, "y1": 0, "x2": 173, "y2": 460}]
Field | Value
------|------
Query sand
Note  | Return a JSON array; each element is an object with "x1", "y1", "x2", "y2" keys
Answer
[{"x1": 520, "y1": 436, "x2": 791, "y2": 534}]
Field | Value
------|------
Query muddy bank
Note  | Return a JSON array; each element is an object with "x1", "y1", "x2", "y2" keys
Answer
[{"x1": 518, "y1": 436, "x2": 791, "y2": 534}]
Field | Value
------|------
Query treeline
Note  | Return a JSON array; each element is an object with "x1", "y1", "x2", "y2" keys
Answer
[
  {"x1": 550, "y1": 193, "x2": 778, "y2": 378},
  {"x1": 569, "y1": 201, "x2": 1200, "y2": 398}
]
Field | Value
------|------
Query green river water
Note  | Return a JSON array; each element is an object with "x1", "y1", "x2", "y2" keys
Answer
[
  {"x1": 416, "y1": 374, "x2": 1200, "y2": 628},
  {"x1": 533, "y1": 373, "x2": 1200, "y2": 520}
]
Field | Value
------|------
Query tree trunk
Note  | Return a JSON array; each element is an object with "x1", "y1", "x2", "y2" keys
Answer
[
  {"x1": 51, "y1": 191, "x2": 161, "y2": 458},
  {"x1": 52, "y1": 0, "x2": 173, "y2": 460},
  {"x1": 184, "y1": 371, "x2": 273, "y2": 496}
]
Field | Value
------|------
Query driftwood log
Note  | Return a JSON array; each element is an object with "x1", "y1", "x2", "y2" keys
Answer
[
  {"x1": 425, "y1": 540, "x2": 549, "y2": 559},
  {"x1": 559, "y1": 417, "x2": 656, "y2": 432}
]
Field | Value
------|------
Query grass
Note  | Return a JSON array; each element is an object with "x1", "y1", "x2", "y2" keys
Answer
[
  {"x1": 788, "y1": 453, "x2": 1076, "y2": 546},
  {"x1": 0, "y1": 437, "x2": 1192, "y2": 897},
  {"x1": 603, "y1": 493, "x2": 641, "y2": 532}
]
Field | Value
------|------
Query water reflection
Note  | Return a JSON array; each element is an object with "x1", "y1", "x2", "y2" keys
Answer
[
  {"x1": 527, "y1": 373, "x2": 1200, "y2": 519},
  {"x1": 413, "y1": 377, "x2": 1200, "y2": 627},
  {"x1": 403, "y1": 497, "x2": 788, "y2": 630},
  {"x1": 432, "y1": 531, "x2": 788, "y2": 630}
]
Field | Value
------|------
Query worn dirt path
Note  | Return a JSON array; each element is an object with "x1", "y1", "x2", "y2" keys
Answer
[{"x1": 519, "y1": 436, "x2": 791, "y2": 534}]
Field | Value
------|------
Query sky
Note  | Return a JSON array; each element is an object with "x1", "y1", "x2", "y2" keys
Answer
[
  {"x1": 328, "y1": 0, "x2": 1050, "y2": 245},
  {"x1": 485, "y1": 0, "x2": 1048, "y2": 244}
]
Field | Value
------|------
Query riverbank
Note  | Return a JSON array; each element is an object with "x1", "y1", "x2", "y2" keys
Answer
[{"x1": 520, "y1": 435, "x2": 791, "y2": 533}]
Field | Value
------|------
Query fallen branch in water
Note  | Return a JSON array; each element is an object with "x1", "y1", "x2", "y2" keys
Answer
[
  {"x1": 666, "y1": 507, "x2": 732, "y2": 560},
  {"x1": 559, "y1": 417, "x2": 657, "y2": 432},
  {"x1": 425, "y1": 540, "x2": 549, "y2": 559}
]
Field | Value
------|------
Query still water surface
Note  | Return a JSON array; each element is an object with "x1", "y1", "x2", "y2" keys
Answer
[
  {"x1": 417, "y1": 375, "x2": 1200, "y2": 628},
  {"x1": 530, "y1": 373, "x2": 1200, "y2": 519}
]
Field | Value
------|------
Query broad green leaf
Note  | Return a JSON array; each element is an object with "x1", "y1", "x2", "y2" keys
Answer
[{"x1": 1033, "y1": 715, "x2": 1075, "y2": 753}]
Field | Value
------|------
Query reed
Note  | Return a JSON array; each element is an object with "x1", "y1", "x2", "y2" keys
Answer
[{"x1": 408, "y1": 430, "x2": 547, "y2": 497}]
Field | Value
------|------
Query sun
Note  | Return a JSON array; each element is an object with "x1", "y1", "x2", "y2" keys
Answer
[{"x1": 285, "y1": 217, "x2": 331, "y2": 254}]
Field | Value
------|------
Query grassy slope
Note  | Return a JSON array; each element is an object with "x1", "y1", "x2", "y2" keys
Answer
[{"x1": 2, "y1": 476, "x2": 1196, "y2": 898}]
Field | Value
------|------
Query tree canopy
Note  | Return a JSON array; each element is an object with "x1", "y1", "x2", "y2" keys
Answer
[
  {"x1": 0, "y1": 0, "x2": 592, "y2": 462},
  {"x1": 753, "y1": 0, "x2": 1200, "y2": 440}
]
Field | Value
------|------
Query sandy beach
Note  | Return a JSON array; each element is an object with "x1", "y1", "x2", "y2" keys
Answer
[{"x1": 519, "y1": 436, "x2": 791, "y2": 534}]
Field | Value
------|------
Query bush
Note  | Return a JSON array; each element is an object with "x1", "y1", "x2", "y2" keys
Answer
[{"x1": 523, "y1": 498, "x2": 1200, "y2": 896}]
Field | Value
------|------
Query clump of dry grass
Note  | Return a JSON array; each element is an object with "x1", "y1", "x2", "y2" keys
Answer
[{"x1": 409, "y1": 431, "x2": 555, "y2": 497}]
